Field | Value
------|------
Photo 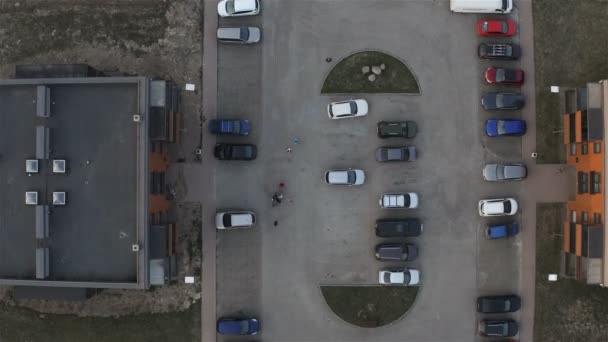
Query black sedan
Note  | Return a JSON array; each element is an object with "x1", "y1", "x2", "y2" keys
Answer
[
  {"x1": 481, "y1": 93, "x2": 525, "y2": 110},
  {"x1": 377, "y1": 121, "x2": 417, "y2": 139},
  {"x1": 375, "y1": 146, "x2": 416, "y2": 162},
  {"x1": 214, "y1": 143, "x2": 257, "y2": 160},
  {"x1": 477, "y1": 295, "x2": 521, "y2": 313}
]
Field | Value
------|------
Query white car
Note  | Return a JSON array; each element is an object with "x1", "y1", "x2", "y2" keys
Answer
[
  {"x1": 327, "y1": 99, "x2": 368, "y2": 119},
  {"x1": 216, "y1": 211, "x2": 256, "y2": 229},
  {"x1": 217, "y1": 0, "x2": 260, "y2": 17},
  {"x1": 217, "y1": 27, "x2": 261, "y2": 44},
  {"x1": 379, "y1": 192, "x2": 418, "y2": 209},
  {"x1": 379, "y1": 269, "x2": 420, "y2": 285},
  {"x1": 478, "y1": 198, "x2": 518, "y2": 217},
  {"x1": 325, "y1": 168, "x2": 365, "y2": 186}
]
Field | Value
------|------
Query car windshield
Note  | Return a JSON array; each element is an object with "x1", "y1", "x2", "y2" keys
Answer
[
  {"x1": 347, "y1": 171, "x2": 356, "y2": 184},
  {"x1": 222, "y1": 215, "x2": 232, "y2": 227},
  {"x1": 496, "y1": 69, "x2": 506, "y2": 82},
  {"x1": 226, "y1": 0, "x2": 235, "y2": 13},
  {"x1": 483, "y1": 22, "x2": 489, "y2": 31},
  {"x1": 501, "y1": 22, "x2": 508, "y2": 33},
  {"x1": 239, "y1": 28, "x2": 249, "y2": 40},
  {"x1": 502, "y1": 0, "x2": 509, "y2": 10},
  {"x1": 503, "y1": 200, "x2": 511, "y2": 213},
  {"x1": 496, "y1": 164, "x2": 506, "y2": 179},
  {"x1": 350, "y1": 102, "x2": 357, "y2": 114},
  {"x1": 497, "y1": 120, "x2": 507, "y2": 134}
]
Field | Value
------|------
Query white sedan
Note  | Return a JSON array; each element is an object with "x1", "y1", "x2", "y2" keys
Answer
[
  {"x1": 218, "y1": 0, "x2": 260, "y2": 17},
  {"x1": 478, "y1": 198, "x2": 518, "y2": 217},
  {"x1": 325, "y1": 168, "x2": 365, "y2": 186},
  {"x1": 327, "y1": 99, "x2": 368, "y2": 119},
  {"x1": 379, "y1": 269, "x2": 420, "y2": 285}
]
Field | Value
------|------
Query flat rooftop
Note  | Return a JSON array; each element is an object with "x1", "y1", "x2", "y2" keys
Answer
[{"x1": 0, "y1": 78, "x2": 148, "y2": 287}]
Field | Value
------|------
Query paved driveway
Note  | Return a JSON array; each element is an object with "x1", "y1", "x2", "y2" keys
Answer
[{"x1": 212, "y1": 1, "x2": 524, "y2": 341}]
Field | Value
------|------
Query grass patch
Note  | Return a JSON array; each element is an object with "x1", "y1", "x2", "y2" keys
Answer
[
  {"x1": 535, "y1": 203, "x2": 608, "y2": 341},
  {"x1": 321, "y1": 51, "x2": 419, "y2": 94},
  {"x1": 320, "y1": 286, "x2": 418, "y2": 328},
  {"x1": 533, "y1": 0, "x2": 608, "y2": 164},
  {"x1": 0, "y1": 301, "x2": 201, "y2": 342}
]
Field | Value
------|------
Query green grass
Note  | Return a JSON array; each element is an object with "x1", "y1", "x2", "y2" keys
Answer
[
  {"x1": 535, "y1": 203, "x2": 608, "y2": 341},
  {"x1": 0, "y1": 302, "x2": 201, "y2": 342},
  {"x1": 533, "y1": 0, "x2": 608, "y2": 164},
  {"x1": 321, "y1": 51, "x2": 420, "y2": 94},
  {"x1": 320, "y1": 286, "x2": 418, "y2": 328}
]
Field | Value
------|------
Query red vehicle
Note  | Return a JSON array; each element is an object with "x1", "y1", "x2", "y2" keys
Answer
[
  {"x1": 477, "y1": 19, "x2": 517, "y2": 37},
  {"x1": 485, "y1": 67, "x2": 524, "y2": 86}
]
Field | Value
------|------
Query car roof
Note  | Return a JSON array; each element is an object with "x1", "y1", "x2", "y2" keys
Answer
[
  {"x1": 331, "y1": 102, "x2": 353, "y2": 116},
  {"x1": 484, "y1": 201, "x2": 505, "y2": 214},
  {"x1": 327, "y1": 170, "x2": 349, "y2": 184},
  {"x1": 230, "y1": 213, "x2": 254, "y2": 226},
  {"x1": 217, "y1": 27, "x2": 242, "y2": 39},
  {"x1": 234, "y1": 0, "x2": 257, "y2": 12},
  {"x1": 503, "y1": 164, "x2": 526, "y2": 178}
]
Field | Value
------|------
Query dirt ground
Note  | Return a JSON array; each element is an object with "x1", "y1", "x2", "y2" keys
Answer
[{"x1": 0, "y1": 0, "x2": 203, "y2": 318}]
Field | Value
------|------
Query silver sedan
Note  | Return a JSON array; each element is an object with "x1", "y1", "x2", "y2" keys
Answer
[{"x1": 483, "y1": 163, "x2": 527, "y2": 181}]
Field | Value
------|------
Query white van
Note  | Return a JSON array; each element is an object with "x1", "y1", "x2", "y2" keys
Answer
[{"x1": 450, "y1": 0, "x2": 513, "y2": 14}]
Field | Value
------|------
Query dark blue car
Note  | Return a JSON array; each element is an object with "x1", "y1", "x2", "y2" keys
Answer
[
  {"x1": 486, "y1": 119, "x2": 526, "y2": 137},
  {"x1": 217, "y1": 318, "x2": 259, "y2": 335},
  {"x1": 209, "y1": 119, "x2": 250, "y2": 136},
  {"x1": 486, "y1": 223, "x2": 519, "y2": 239}
]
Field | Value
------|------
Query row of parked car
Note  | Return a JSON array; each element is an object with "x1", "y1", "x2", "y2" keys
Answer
[{"x1": 477, "y1": 295, "x2": 521, "y2": 338}]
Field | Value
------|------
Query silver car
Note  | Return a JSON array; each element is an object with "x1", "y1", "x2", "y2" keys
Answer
[
  {"x1": 483, "y1": 163, "x2": 527, "y2": 181},
  {"x1": 217, "y1": 27, "x2": 261, "y2": 44}
]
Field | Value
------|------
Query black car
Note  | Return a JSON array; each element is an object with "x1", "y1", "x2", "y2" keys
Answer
[
  {"x1": 478, "y1": 319, "x2": 518, "y2": 337},
  {"x1": 478, "y1": 43, "x2": 521, "y2": 60},
  {"x1": 477, "y1": 295, "x2": 521, "y2": 313},
  {"x1": 375, "y1": 243, "x2": 418, "y2": 261},
  {"x1": 375, "y1": 146, "x2": 416, "y2": 162},
  {"x1": 214, "y1": 143, "x2": 257, "y2": 160},
  {"x1": 375, "y1": 218, "x2": 422, "y2": 237},
  {"x1": 481, "y1": 93, "x2": 525, "y2": 110},
  {"x1": 377, "y1": 121, "x2": 417, "y2": 139}
]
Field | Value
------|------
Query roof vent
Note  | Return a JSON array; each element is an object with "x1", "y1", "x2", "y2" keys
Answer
[
  {"x1": 133, "y1": 114, "x2": 141, "y2": 122},
  {"x1": 52, "y1": 192, "x2": 66, "y2": 206},
  {"x1": 26, "y1": 159, "x2": 39, "y2": 173},
  {"x1": 132, "y1": 244, "x2": 140, "y2": 252},
  {"x1": 25, "y1": 191, "x2": 39, "y2": 205},
  {"x1": 52, "y1": 159, "x2": 66, "y2": 173}
]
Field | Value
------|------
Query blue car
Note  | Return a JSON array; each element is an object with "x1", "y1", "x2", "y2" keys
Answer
[
  {"x1": 485, "y1": 119, "x2": 526, "y2": 137},
  {"x1": 486, "y1": 223, "x2": 519, "y2": 239},
  {"x1": 217, "y1": 318, "x2": 259, "y2": 335},
  {"x1": 209, "y1": 119, "x2": 250, "y2": 136}
]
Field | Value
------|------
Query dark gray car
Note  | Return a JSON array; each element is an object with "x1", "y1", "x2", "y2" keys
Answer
[
  {"x1": 478, "y1": 43, "x2": 521, "y2": 60},
  {"x1": 375, "y1": 243, "x2": 418, "y2": 261},
  {"x1": 377, "y1": 121, "x2": 417, "y2": 139},
  {"x1": 375, "y1": 218, "x2": 422, "y2": 237},
  {"x1": 483, "y1": 163, "x2": 527, "y2": 181},
  {"x1": 375, "y1": 146, "x2": 416, "y2": 162},
  {"x1": 481, "y1": 93, "x2": 525, "y2": 110}
]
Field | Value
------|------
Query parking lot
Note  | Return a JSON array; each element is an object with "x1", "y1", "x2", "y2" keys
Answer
[{"x1": 210, "y1": 0, "x2": 525, "y2": 341}]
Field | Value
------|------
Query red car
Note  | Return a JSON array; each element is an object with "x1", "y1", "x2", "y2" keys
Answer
[
  {"x1": 477, "y1": 19, "x2": 517, "y2": 36},
  {"x1": 485, "y1": 67, "x2": 524, "y2": 86}
]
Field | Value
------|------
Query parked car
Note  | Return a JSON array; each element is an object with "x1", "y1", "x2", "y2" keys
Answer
[
  {"x1": 209, "y1": 119, "x2": 250, "y2": 135},
  {"x1": 450, "y1": 0, "x2": 513, "y2": 13},
  {"x1": 379, "y1": 268, "x2": 420, "y2": 285},
  {"x1": 477, "y1": 295, "x2": 521, "y2": 313},
  {"x1": 485, "y1": 67, "x2": 524, "y2": 86},
  {"x1": 217, "y1": 318, "x2": 259, "y2": 335},
  {"x1": 375, "y1": 243, "x2": 418, "y2": 261},
  {"x1": 477, "y1": 19, "x2": 517, "y2": 37},
  {"x1": 375, "y1": 218, "x2": 423, "y2": 237},
  {"x1": 485, "y1": 119, "x2": 527, "y2": 137},
  {"x1": 483, "y1": 163, "x2": 527, "y2": 181},
  {"x1": 217, "y1": 0, "x2": 260, "y2": 17},
  {"x1": 478, "y1": 319, "x2": 518, "y2": 337},
  {"x1": 214, "y1": 143, "x2": 257, "y2": 160},
  {"x1": 377, "y1": 121, "x2": 417, "y2": 139},
  {"x1": 324, "y1": 168, "x2": 365, "y2": 185},
  {"x1": 327, "y1": 99, "x2": 368, "y2": 119},
  {"x1": 478, "y1": 43, "x2": 521, "y2": 60},
  {"x1": 486, "y1": 223, "x2": 520, "y2": 239},
  {"x1": 217, "y1": 27, "x2": 261, "y2": 44},
  {"x1": 375, "y1": 146, "x2": 416, "y2": 162},
  {"x1": 478, "y1": 198, "x2": 518, "y2": 217},
  {"x1": 215, "y1": 211, "x2": 256, "y2": 229},
  {"x1": 481, "y1": 93, "x2": 525, "y2": 110},
  {"x1": 379, "y1": 192, "x2": 419, "y2": 209}
]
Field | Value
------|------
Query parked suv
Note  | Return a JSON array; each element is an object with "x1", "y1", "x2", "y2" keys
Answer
[
  {"x1": 215, "y1": 211, "x2": 256, "y2": 229},
  {"x1": 477, "y1": 295, "x2": 521, "y2": 313},
  {"x1": 379, "y1": 192, "x2": 419, "y2": 209},
  {"x1": 377, "y1": 121, "x2": 417, "y2": 139},
  {"x1": 478, "y1": 319, "x2": 518, "y2": 337},
  {"x1": 375, "y1": 218, "x2": 422, "y2": 237},
  {"x1": 478, "y1": 43, "x2": 521, "y2": 60},
  {"x1": 375, "y1": 243, "x2": 418, "y2": 261},
  {"x1": 214, "y1": 143, "x2": 257, "y2": 160}
]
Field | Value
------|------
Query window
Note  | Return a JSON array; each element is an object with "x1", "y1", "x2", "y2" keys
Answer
[
  {"x1": 591, "y1": 172, "x2": 601, "y2": 194},
  {"x1": 571, "y1": 210, "x2": 577, "y2": 223},
  {"x1": 582, "y1": 143, "x2": 588, "y2": 155},
  {"x1": 582, "y1": 211, "x2": 589, "y2": 223},
  {"x1": 570, "y1": 143, "x2": 577, "y2": 156},
  {"x1": 595, "y1": 142, "x2": 602, "y2": 153},
  {"x1": 578, "y1": 172, "x2": 589, "y2": 194},
  {"x1": 594, "y1": 213, "x2": 602, "y2": 224}
]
